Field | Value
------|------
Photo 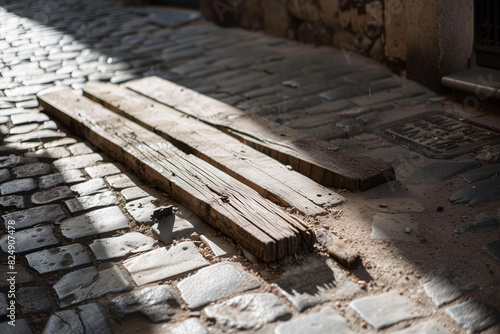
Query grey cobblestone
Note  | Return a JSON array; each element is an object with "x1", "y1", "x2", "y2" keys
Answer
[
  {"x1": 39, "y1": 169, "x2": 86, "y2": 189},
  {"x1": 26, "y1": 243, "x2": 91, "y2": 274},
  {"x1": 0, "y1": 225, "x2": 59, "y2": 254},
  {"x1": 42, "y1": 303, "x2": 112, "y2": 334},
  {"x1": 2, "y1": 204, "x2": 65, "y2": 229},
  {"x1": 69, "y1": 177, "x2": 107, "y2": 196},
  {"x1": 17, "y1": 287, "x2": 52, "y2": 314},
  {"x1": 0, "y1": 195, "x2": 24, "y2": 209},
  {"x1": 64, "y1": 190, "x2": 117, "y2": 213},
  {"x1": 53, "y1": 153, "x2": 103, "y2": 171},
  {"x1": 31, "y1": 185, "x2": 74, "y2": 205},
  {"x1": 12, "y1": 162, "x2": 51, "y2": 178},
  {"x1": 0, "y1": 178, "x2": 37, "y2": 195},
  {"x1": 105, "y1": 173, "x2": 136, "y2": 189},
  {"x1": 89, "y1": 232, "x2": 154, "y2": 260}
]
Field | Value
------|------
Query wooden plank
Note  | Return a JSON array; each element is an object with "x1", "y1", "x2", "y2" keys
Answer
[
  {"x1": 38, "y1": 88, "x2": 315, "y2": 262},
  {"x1": 83, "y1": 82, "x2": 345, "y2": 217},
  {"x1": 125, "y1": 76, "x2": 395, "y2": 191}
]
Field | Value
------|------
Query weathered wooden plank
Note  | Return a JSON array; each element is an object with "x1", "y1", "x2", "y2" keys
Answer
[
  {"x1": 83, "y1": 82, "x2": 345, "y2": 216},
  {"x1": 125, "y1": 76, "x2": 395, "y2": 191},
  {"x1": 38, "y1": 88, "x2": 314, "y2": 262}
]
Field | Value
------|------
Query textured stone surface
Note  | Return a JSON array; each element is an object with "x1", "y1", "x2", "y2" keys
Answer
[
  {"x1": 53, "y1": 265, "x2": 132, "y2": 307},
  {"x1": 11, "y1": 112, "x2": 49, "y2": 125},
  {"x1": 274, "y1": 257, "x2": 360, "y2": 311},
  {"x1": 391, "y1": 320, "x2": 451, "y2": 334},
  {"x1": 121, "y1": 186, "x2": 150, "y2": 201},
  {"x1": 477, "y1": 144, "x2": 500, "y2": 163},
  {"x1": 161, "y1": 318, "x2": 208, "y2": 334},
  {"x1": 42, "y1": 303, "x2": 112, "y2": 334},
  {"x1": 110, "y1": 285, "x2": 180, "y2": 322},
  {"x1": 123, "y1": 241, "x2": 209, "y2": 285},
  {"x1": 70, "y1": 177, "x2": 108, "y2": 196},
  {"x1": 420, "y1": 260, "x2": 494, "y2": 307},
  {"x1": 349, "y1": 292, "x2": 421, "y2": 330},
  {"x1": 454, "y1": 214, "x2": 499, "y2": 234},
  {"x1": 0, "y1": 225, "x2": 59, "y2": 254},
  {"x1": 0, "y1": 155, "x2": 38, "y2": 168},
  {"x1": 60, "y1": 206, "x2": 130, "y2": 240},
  {"x1": 419, "y1": 160, "x2": 481, "y2": 180},
  {"x1": 64, "y1": 190, "x2": 117, "y2": 213},
  {"x1": 275, "y1": 307, "x2": 354, "y2": 334},
  {"x1": 26, "y1": 243, "x2": 91, "y2": 274},
  {"x1": 85, "y1": 163, "x2": 121, "y2": 178},
  {"x1": 462, "y1": 164, "x2": 500, "y2": 183},
  {"x1": 0, "y1": 319, "x2": 33, "y2": 334},
  {"x1": 39, "y1": 169, "x2": 86, "y2": 189},
  {"x1": 450, "y1": 176, "x2": 500, "y2": 206},
  {"x1": 0, "y1": 169, "x2": 10, "y2": 183},
  {"x1": 204, "y1": 293, "x2": 290, "y2": 330},
  {"x1": 125, "y1": 196, "x2": 163, "y2": 224},
  {"x1": 17, "y1": 287, "x2": 52, "y2": 314},
  {"x1": 483, "y1": 240, "x2": 500, "y2": 263},
  {"x1": 12, "y1": 162, "x2": 51, "y2": 178},
  {"x1": 31, "y1": 185, "x2": 74, "y2": 204},
  {"x1": 0, "y1": 178, "x2": 37, "y2": 195},
  {"x1": 25, "y1": 146, "x2": 71, "y2": 159},
  {"x1": 2, "y1": 204, "x2": 65, "y2": 229},
  {"x1": 371, "y1": 213, "x2": 418, "y2": 242},
  {"x1": 0, "y1": 195, "x2": 24, "y2": 209},
  {"x1": 446, "y1": 299, "x2": 500, "y2": 332},
  {"x1": 67, "y1": 142, "x2": 93, "y2": 155},
  {"x1": 106, "y1": 173, "x2": 136, "y2": 189},
  {"x1": 178, "y1": 262, "x2": 261, "y2": 309},
  {"x1": 89, "y1": 232, "x2": 155, "y2": 260},
  {"x1": 53, "y1": 153, "x2": 103, "y2": 171}
]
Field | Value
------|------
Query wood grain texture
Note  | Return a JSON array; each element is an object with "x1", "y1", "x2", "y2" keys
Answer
[
  {"x1": 38, "y1": 88, "x2": 314, "y2": 262},
  {"x1": 125, "y1": 76, "x2": 395, "y2": 191},
  {"x1": 83, "y1": 82, "x2": 344, "y2": 216}
]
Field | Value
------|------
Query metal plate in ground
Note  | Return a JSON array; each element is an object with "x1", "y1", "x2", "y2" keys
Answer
[{"x1": 374, "y1": 112, "x2": 500, "y2": 159}]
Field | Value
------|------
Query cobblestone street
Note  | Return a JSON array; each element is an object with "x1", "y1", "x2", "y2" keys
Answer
[{"x1": 1, "y1": 0, "x2": 500, "y2": 333}]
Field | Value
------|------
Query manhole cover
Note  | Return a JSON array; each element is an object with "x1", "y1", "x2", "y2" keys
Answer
[{"x1": 374, "y1": 112, "x2": 500, "y2": 158}]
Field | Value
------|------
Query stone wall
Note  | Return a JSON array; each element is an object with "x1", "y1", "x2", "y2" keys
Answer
[{"x1": 201, "y1": 0, "x2": 408, "y2": 73}]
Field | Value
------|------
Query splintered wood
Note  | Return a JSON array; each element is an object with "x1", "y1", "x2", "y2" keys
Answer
[
  {"x1": 125, "y1": 76, "x2": 394, "y2": 191},
  {"x1": 38, "y1": 89, "x2": 314, "y2": 262}
]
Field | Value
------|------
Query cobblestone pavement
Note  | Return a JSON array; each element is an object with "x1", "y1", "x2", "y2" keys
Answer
[{"x1": 1, "y1": 0, "x2": 500, "y2": 333}]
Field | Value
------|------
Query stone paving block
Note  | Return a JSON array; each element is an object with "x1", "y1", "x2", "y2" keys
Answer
[
  {"x1": 70, "y1": 177, "x2": 107, "y2": 196},
  {"x1": 54, "y1": 265, "x2": 132, "y2": 307},
  {"x1": 0, "y1": 319, "x2": 33, "y2": 334},
  {"x1": 371, "y1": 213, "x2": 419, "y2": 242},
  {"x1": 177, "y1": 262, "x2": 261, "y2": 309},
  {"x1": 2, "y1": 204, "x2": 65, "y2": 229},
  {"x1": 25, "y1": 243, "x2": 91, "y2": 274},
  {"x1": 0, "y1": 178, "x2": 37, "y2": 195},
  {"x1": 53, "y1": 153, "x2": 103, "y2": 171},
  {"x1": 419, "y1": 160, "x2": 481, "y2": 181},
  {"x1": 39, "y1": 169, "x2": 86, "y2": 189},
  {"x1": 200, "y1": 234, "x2": 237, "y2": 258},
  {"x1": 275, "y1": 307, "x2": 354, "y2": 334},
  {"x1": 350, "y1": 292, "x2": 421, "y2": 330},
  {"x1": 9, "y1": 123, "x2": 40, "y2": 135},
  {"x1": 0, "y1": 155, "x2": 38, "y2": 168},
  {"x1": 160, "y1": 318, "x2": 208, "y2": 334},
  {"x1": 151, "y1": 214, "x2": 195, "y2": 245},
  {"x1": 42, "y1": 303, "x2": 113, "y2": 334},
  {"x1": 67, "y1": 142, "x2": 93, "y2": 156},
  {"x1": 10, "y1": 112, "x2": 49, "y2": 125},
  {"x1": 450, "y1": 176, "x2": 500, "y2": 206},
  {"x1": 125, "y1": 196, "x2": 163, "y2": 224},
  {"x1": 0, "y1": 263, "x2": 34, "y2": 290},
  {"x1": 0, "y1": 225, "x2": 59, "y2": 254},
  {"x1": 274, "y1": 257, "x2": 360, "y2": 311},
  {"x1": 0, "y1": 195, "x2": 24, "y2": 209},
  {"x1": 420, "y1": 260, "x2": 494, "y2": 307},
  {"x1": 89, "y1": 232, "x2": 155, "y2": 260},
  {"x1": 64, "y1": 190, "x2": 117, "y2": 213},
  {"x1": 123, "y1": 241, "x2": 209, "y2": 286},
  {"x1": 31, "y1": 185, "x2": 74, "y2": 205},
  {"x1": 204, "y1": 293, "x2": 291, "y2": 331},
  {"x1": 110, "y1": 285, "x2": 180, "y2": 322},
  {"x1": 121, "y1": 186, "x2": 150, "y2": 201},
  {"x1": 24, "y1": 146, "x2": 71, "y2": 159},
  {"x1": 446, "y1": 299, "x2": 500, "y2": 332},
  {"x1": 462, "y1": 164, "x2": 500, "y2": 183},
  {"x1": 60, "y1": 206, "x2": 130, "y2": 240},
  {"x1": 17, "y1": 286, "x2": 52, "y2": 314},
  {"x1": 84, "y1": 162, "x2": 121, "y2": 178},
  {"x1": 12, "y1": 162, "x2": 51, "y2": 178},
  {"x1": 391, "y1": 320, "x2": 451, "y2": 334},
  {"x1": 4, "y1": 129, "x2": 66, "y2": 143},
  {"x1": 483, "y1": 240, "x2": 500, "y2": 263},
  {"x1": 0, "y1": 169, "x2": 11, "y2": 183},
  {"x1": 454, "y1": 214, "x2": 499, "y2": 234},
  {"x1": 43, "y1": 137, "x2": 77, "y2": 148},
  {"x1": 106, "y1": 173, "x2": 136, "y2": 189}
]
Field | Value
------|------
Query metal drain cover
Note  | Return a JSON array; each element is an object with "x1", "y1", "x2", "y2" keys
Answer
[{"x1": 374, "y1": 112, "x2": 500, "y2": 158}]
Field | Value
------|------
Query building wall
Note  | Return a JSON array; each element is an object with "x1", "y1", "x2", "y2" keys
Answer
[{"x1": 200, "y1": 0, "x2": 474, "y2": 92}]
